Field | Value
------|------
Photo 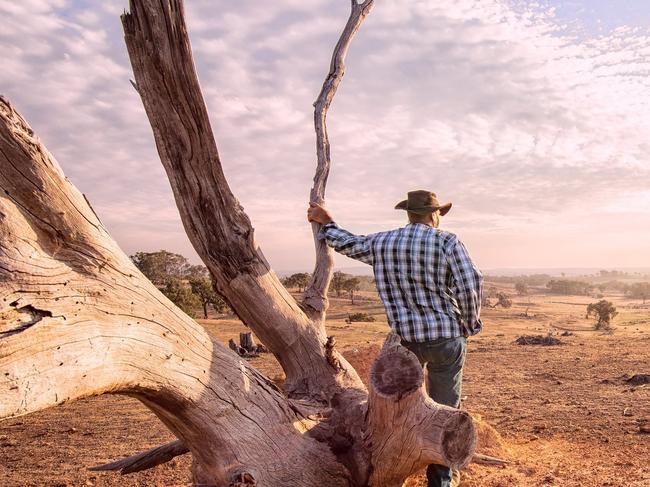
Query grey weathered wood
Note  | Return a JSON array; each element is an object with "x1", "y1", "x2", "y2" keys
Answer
[
  {"x1": 472, "y1": 454, "x2": 509, "y2": 466},
  {"x1": 0, "y1": 95, "x2": 350, "y2": 486},
  {"x1": 302, "y1": 0, "x2": 375, "y2": 321},
  {"x1": 364, "y1": 334, "x2": 477, "y2": 486},
  {"x1": 0, "y1": 98, "x2": 476, "y2": 487},
  {"x1": 239, "y1": 332, "x2": 256, "y2": 352},
  {"x1": 120, "y1": 0, "x2": 364, "y2": 401},
  {"x1": 90, "y1": 440, "x2": 189, "y2": 475}
]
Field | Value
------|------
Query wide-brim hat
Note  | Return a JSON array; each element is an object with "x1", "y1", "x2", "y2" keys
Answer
[{"x1": 394, "y1": 190, "x2": 452, "y2": 216}]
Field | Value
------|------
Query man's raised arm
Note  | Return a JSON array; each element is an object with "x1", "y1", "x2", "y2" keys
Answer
[{"x1": 307, "y1": 203, "x2": 374, "y2": 265}]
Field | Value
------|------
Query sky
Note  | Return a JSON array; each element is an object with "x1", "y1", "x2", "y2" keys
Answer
[{"x1": 1, "y1": 0, "x2": 649, "y2": 273}]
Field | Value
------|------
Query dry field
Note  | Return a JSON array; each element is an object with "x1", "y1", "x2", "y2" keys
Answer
[{"x1": 1, "y1": 286, "x2": 649, "y2": 486}]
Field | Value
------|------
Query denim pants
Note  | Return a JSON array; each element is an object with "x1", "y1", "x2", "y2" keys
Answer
[{"x1": 401, "y1": 336, "x2": 467, "y2": 487}]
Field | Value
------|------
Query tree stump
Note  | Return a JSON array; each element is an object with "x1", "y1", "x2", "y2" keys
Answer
[{"x1": 240, "y1": 332, "x2": 257, "y2": 353}]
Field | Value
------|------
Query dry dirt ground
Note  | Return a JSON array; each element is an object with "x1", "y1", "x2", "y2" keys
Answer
[{"x1": 1, "y1": 288, "x2": 649, "y2": 486}]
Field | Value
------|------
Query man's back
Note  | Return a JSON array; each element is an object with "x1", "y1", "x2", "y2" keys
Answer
[
  {"x1": 319, "y1": 221, "x2": 483, "y2": 342},
  {"x1": 310, "y1": 192, "x2": 482, "y2": 487}
]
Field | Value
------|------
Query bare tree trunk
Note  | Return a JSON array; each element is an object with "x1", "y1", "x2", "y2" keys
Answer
[
  {"x1": 121, "y1": 0, "x2": 363, "y2": 402},
  {"x1": 239, "y1": 332, "x2": 256, "y2": 353},
  {"x1": 0, "y1": 95, "x2": 351, "y2": 486},
  {"x1": 0, "y1": 1, "x2": 477, "y2": 485}
]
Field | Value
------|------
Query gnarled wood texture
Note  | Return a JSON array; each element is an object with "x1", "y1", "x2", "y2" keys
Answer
[
  {"x1": 90, "y1": 440, "x2": 189, "y2": 475},
  {"x1": 365, "y1": 335, "x2": 476, "y2": 486},
  {"x1": 0, "y1": 95, "x2": 351, "y2": 486},
  {"x1": 121, "y1": 0, "x2": 363, "y2": 401}
]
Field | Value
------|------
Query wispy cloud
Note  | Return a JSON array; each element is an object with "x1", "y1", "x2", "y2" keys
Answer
[{"x1": 1, "y1": 0, "x2": 649, "y2": 270}]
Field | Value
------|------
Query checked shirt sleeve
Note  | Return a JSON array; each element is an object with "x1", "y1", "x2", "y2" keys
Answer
[
  {"x1": 318, "y1": 222, "x2": 374, "y2": 265},
  {"x1": 447, "y1": 237, "x2": 483, "y2": 336}
]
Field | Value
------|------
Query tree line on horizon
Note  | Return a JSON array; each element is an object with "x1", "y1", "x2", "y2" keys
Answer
[
  {"x1": 129, "y1": 251, "x2": 372, "y2": 318},
  {"x1": 130, "y1": 251, "x2": 650, "y2": 320}
]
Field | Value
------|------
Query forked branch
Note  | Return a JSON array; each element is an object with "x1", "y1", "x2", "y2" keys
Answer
[{"x1": 121, "y1": 0, "x2": 364, "y2": 399}]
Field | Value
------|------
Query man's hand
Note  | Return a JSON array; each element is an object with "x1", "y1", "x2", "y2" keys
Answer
[{"x1": 307, "y1": 202, "x2": 334, "y2": 225}]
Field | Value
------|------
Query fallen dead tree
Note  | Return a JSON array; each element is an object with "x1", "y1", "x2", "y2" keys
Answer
[{"x1": 0, "y1": 1, "x2": 477, "y2": 485}]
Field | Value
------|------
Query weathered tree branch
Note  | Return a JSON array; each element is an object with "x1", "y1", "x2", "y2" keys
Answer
[
  {"x1": 120, "y1": 0, "x2": 364, "y2": 401},
  {"x1": 302, "y1": 0, "x2": 375, "y2": 320},
  {"x1": 90, "y1": 440, "x2": 189, "y2": 475},
  {"x1": 0, "y1": 95, "x2": 351, "y2": 486}
]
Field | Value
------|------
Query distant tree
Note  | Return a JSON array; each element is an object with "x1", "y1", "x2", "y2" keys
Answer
[
  {"x1": 130, "y1": 250, "x2": 192, "y2": 285},
  {"x1": 189, "y1": 276, "x2": 228, "y2": 319},
  {"x1": 493, "y1": 292, "x2": 512, "y2": 309},
  {"x1": 281, "y1": 273, "x2": 311, "y2": 292},
  {"x1": 292, "y1": 273, "x2": 311, "y2": 292},
  {"x1": 485, "y1": 285, "x2": 498, "y2": 299},
  {"x1": 330, "y1": 271, "x2": 348, "y2": 297},
  {"x1": 161, "y1": 277, "x2": 200, "y2": 316},
  {"x1": 514, "y1": 281, "x2": 528, "y2": 296},
  {"x1": 626, "y1": 282, "x2": 650, "y2": 304},
  {"x1": 280, "y1": 275, "x2": 293, "y2": 289},
  {"x1": 586, "y1": 300, "x2": 618, "y2": 330},
  {"x1": 603, "y1": 280, "x2": 627, "y2": 292},
  {"x1": 343, "y1": 277, "x2": 361, "y2": 305},
  {"x1": 484, "y1": 274, "x2": 551, "y2": 286},
  {"x1": 546, "y1": 279, "x2": 593, "y2": 296}
]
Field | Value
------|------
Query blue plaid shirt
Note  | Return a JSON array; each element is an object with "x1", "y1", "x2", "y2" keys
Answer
[{"x1": 319, "y1": 222, "x2": 483, "y2": 342}]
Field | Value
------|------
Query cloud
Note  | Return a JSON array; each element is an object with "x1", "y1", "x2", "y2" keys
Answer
[{"x1": 1, "y1": 0, "x2": 649, "y2": 270}]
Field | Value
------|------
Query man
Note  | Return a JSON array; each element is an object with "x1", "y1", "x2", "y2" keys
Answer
[{"x1": 307, "y1": 190, "x2": 483, "y2": 487}]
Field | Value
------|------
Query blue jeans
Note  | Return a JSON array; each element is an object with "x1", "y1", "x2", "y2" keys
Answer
[{"x1": 401, "y1": 336, "x2": 467, "y2": 487}]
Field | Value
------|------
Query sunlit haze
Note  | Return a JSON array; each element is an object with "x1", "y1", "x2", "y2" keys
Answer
[{"x1": 2, "y1": 0, "x2": 649, "y2": 272}]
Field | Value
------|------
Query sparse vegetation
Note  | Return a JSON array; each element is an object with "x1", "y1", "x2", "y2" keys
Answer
[
  {"x1": 546, "y1": 279, "x2": 593, "y2": 296},
  {"x1": 328, "y1": 272, "x2": 362, "y2": 304},
  {"x1": 515, "y1": 335, "x2": 562, "y2": 346},
  {"x1": 130, "y1": 250, "x2": 194, "y2": 286},
  {"x1": 330, "y1": 271, "x2": 348, "y2": 297},
  {"x1": 281, "y1": 272, "x2": 311, "y2": 292},
  {"x1": 625, "y1": 282, "x2": 650, "y2": 303},
  {"x1": 515, "y1": 281, "x2": 528, "y2": 295},
  {"x1": 130, "y1": 250, "x2": 228, "y2": 318},
  {"x1": 586, "y1": 299, "x2": 618, "y2": 330},
  {"x1": 161, "y1": 277, "x2": 200, "y2": 315},
  {"x1": 189, "y1": 276, "x2": 229, "y2": 319},
  {"x1": 347, "y1": 312, "x2": 376, "y2": 323},
  {"x1": 493, "y1": 292, "x2": 513, "y2": 309},
  {"x1": 342, "y1": 277, "x2": 361, "y2": 304}
]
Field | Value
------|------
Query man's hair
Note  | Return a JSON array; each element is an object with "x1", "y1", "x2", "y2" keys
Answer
[{"x1": 408, "y1": 211, "x2": 440, "y2": 228}]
